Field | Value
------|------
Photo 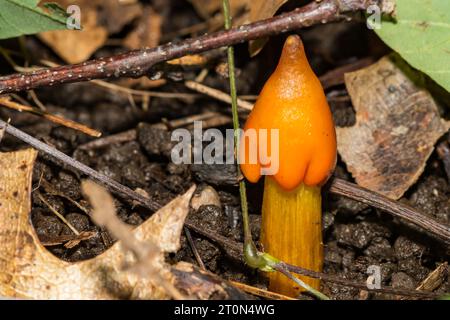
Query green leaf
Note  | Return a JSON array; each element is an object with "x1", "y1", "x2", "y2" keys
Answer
[
  {"x1": 0, "y1": 0, "x2": 68, "y2": 39},
  {"x1": 375, "y1": 0, "x2": 450, "y2": 92}
]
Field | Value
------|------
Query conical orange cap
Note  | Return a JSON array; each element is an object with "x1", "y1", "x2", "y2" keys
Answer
[{"x1": 240, "y1": 35, "x2": 336, "y2": 191}]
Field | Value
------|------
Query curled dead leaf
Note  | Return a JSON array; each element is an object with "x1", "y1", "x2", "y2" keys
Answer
[
  {"x1": 337, "y1": 55, "x2": 450, "y2": 199},
  {"x1": 38, "y1": 0, "x2": 142, "y2": 64},
  {"x1": 0, "y1": 149, "x2": 248, "y2": 299},
  {"x1": 82, "y1": 180, "x2": 189, "y2": 300},
  {"x1": 248, "y1": 0, "x2": 288, "y2": 56},
  {"x1": 124, "y1": 7, "x2": 162, "y2": 50},
  {"x1": 39, "y1": 9, "x2": 108, "y2": 64}
]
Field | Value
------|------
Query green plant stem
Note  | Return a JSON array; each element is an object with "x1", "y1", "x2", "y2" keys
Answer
[
  {"x1": 273, "y1": 265, "x2": 330, "y2": 300},
  {"x1": 222, "y1": 0, "x2": 271, "y2": 270}
]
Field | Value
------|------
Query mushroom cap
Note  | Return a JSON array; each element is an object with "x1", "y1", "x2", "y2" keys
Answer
[{"x1": 240, "y1": 35, "x2": 337, "y2": 191}]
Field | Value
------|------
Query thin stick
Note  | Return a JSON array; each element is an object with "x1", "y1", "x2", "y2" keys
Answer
[
  {"x1": 0, "y1": 97, "x2": 101, "y2": 137},
  {"x1": 185, "y1": 80, "x2": 253, "y2": 110},
  {"x1": 280, "y1": 262, "x2": 440, "y2": 299},
  {"x1": 0, "y1": 0, "x2": 395, "y2": 94},
  {"x1": 40, "y1": 179, "x2": 90, "y2": 215},
  {"x1": 16, "y1": 61, "x2": 198, "y2": 100},
  {"x1": 273, "y1": 264, "x2": 330, "y2": 300},
  {"x1": 36, "y1": 192, "x2": 80, "y2": 235},
  {"x1": 184, "y1": 227, "x2": 206, "y2": 271},
  {"x1": 91, "y1": 79, "x2": 199, "y2": 100},
  {"x1": 329, "y1": 178, "x2": 450, "y2": 244},
  {"x1": 0, "y1": 119, "x2": 160, "y2": 212},
  {"x1": 229, "y1": 280, "x2": 296, "y2": 300},
  {"x1": 28, "y1": 90, "x2": 46, "y2": 111}
]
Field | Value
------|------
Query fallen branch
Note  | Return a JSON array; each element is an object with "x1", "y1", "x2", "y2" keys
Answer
[
  {"x1": 0, "y1": 96, "x2": 101, "y2": 137},
  {"x1": 0, "y1": 0, "x2": 395, "y2": 94},
  {"x1": 0, "y1": 119, "x2": 160, "y2": 212},
  {"x1": 329, "y1": 178, "x2": 450, "y2": 244},
  {"x1": 185, "y1": 80, "x2": 253, "y2": 111}
]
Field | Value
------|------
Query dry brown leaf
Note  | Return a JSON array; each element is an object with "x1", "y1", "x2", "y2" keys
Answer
[
  {"x1": 415, "y1": 263, "x2": 447, "y2": 292},
  {"x1": 39, "y1": 231, "x2": 97, "y2": 248},
  {"x1": 82, "y1": 180, "x2": 186, "y2": 300},
  {"x1": 187, "y1": 0, "x2": 226, "y2": 20},
  {"x1": 337, "y1": 55, "x2": 450, "y2": 199},
  {"x1": 168, "y1": 55, "x2": 208, "y2": 66},
  {"x1": 39, "y1": 8, "x2": 107, "y2": 64},
  {"x1": 0, "y1": 148, "x2": 198, "y2": 299},
  {"x1": 124, "y1": 7, "x2": 162, "y2": 50},
  {"x1": 247, "y1": 0, "x2": 288, "y2": 56},
  {"x1": 187, "y1": 0, "x2": 247, "y2": 31},
  {"x1": 188, "y1": 0, "x2": 219, "y2": 19},
  {"x1": 38, "y1": 0, "x2": 142, "y2": 63}
]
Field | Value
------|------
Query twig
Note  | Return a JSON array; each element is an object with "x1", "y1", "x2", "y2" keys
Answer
[
  {"x1": 280, "y1": 262, "x2": 440, "y2": 299},
  {"x1": 40, "y1": 179, "x2": 90, "y2": 215},
  {"x1": 74, "y1": 112, "x2": 229, "y2": 152},
  {"x1": 36, "y1": 192, "x2": 80, "y2": 235},
  {"x1": 28, "y1": 90, "x2": 47, "y2": 111},
  {"x1": 229, "y1": 280, "x2": 296, "y2": 300},
  {"x1": 16, "y1": 61, "x2": 198, "y2": 100},
  {"x1": 319, "y1": 57, "x2": 375, "y2": 89},
  {"x1": 0, "y1": 0, "x2": 395, "y2": 94},
  {"x1": 184, "y1": 227, "x2": 206, "y2": 271},
  {"x1": 415, "y1": 263, "x2": 447, "y2": 292},
  {"x1": 185, "y1": 219, "x2": 243, "y2": 259},
  {"x1": 76, "y1": 129, "x2": 137, "y2": 151},
  {"x1": 91, "y1": 79, "x2": 198, "y2": 100},
  {"x1": 273, "y1": 264, "x2": 330, "y2": 300},
  {"x1": 185, "y1": 80, "x2": 253, "y2": 110},
  {"x1": 0, "y1": 119, "x2": 160, "y2": 212},
  {"x1": 329, "y1": 178, "x2": 450, "y2": 244},
  {"x1": 0, "y1": 97, "x2": 101, "y2": 137}
]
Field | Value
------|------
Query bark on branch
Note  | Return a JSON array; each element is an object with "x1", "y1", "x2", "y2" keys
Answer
[{"x1": 0, "y1": 0, "x2": 395, "y2": 94}]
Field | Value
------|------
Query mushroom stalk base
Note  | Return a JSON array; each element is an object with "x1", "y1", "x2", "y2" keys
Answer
[{"x1": 261, "y1": 177, "x2": 323, "y2": 297}]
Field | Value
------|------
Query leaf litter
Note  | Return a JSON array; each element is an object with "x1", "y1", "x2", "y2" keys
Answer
[
  {"x1": 0, "y1": 148, "x2": 219, "y2": 299},
  {"x1": 337, "y1": 54, "x2": 450, "y2": 199}
]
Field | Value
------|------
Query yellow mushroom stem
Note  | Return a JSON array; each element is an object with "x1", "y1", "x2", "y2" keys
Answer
[{"x1": 261, "y1": 177, "x2": 323, "y2": 297}]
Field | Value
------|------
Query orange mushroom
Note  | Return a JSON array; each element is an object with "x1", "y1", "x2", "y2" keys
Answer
[{"x1": 240, "y1": 35, "x2": 337, "y2": 297}]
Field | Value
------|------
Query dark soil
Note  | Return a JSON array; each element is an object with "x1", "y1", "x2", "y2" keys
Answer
[{"x1": 0, "y1": 0, "x2": 448, "y2": 300}]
